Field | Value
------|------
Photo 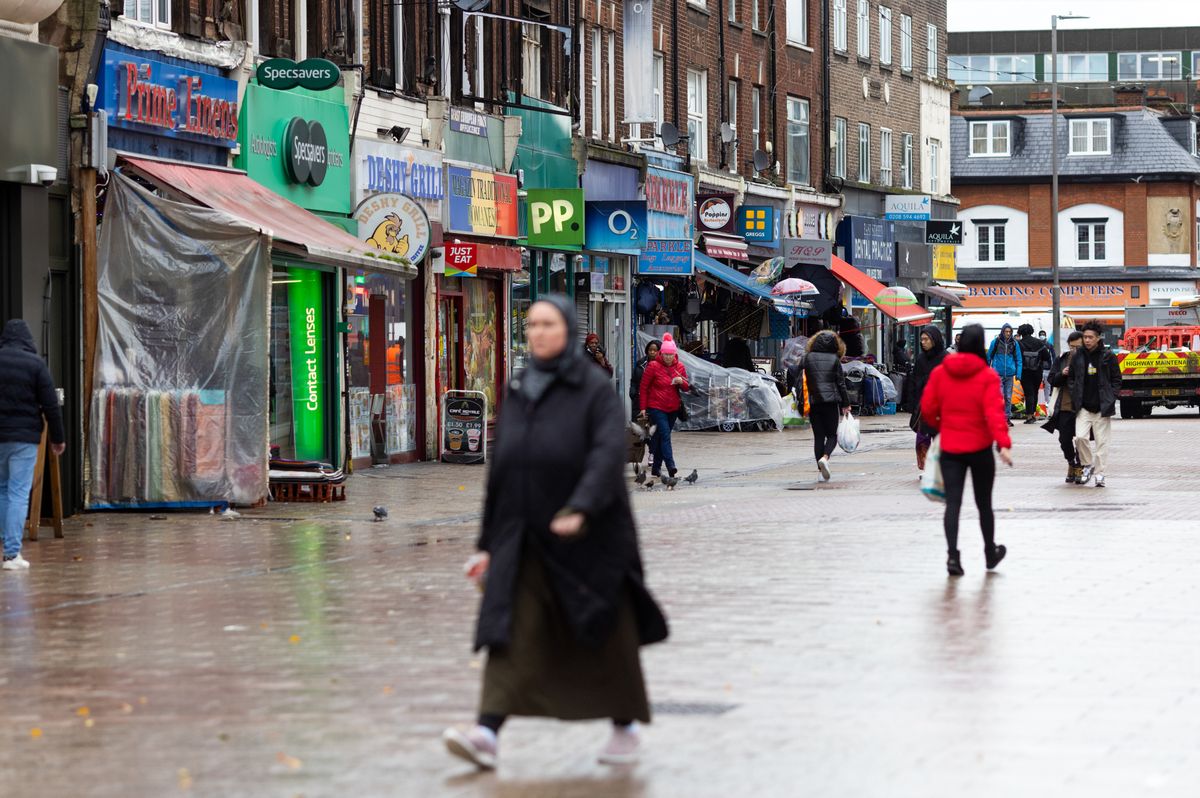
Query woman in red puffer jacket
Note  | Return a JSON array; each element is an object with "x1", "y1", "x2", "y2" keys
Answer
[{"x1": 920, "y1": 323, "x2": 1013, "y2": 577}]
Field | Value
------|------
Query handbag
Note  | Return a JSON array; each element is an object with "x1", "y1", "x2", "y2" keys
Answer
[
  {"x1": 676, "y1": 388, "x2": 690, "y2": 422},
  {"x1": 920, "y1": 436, "x2": 946, "y2": 503},
  {"x1": 908, "y1": 403, "x2": 922, "y2": 432}
]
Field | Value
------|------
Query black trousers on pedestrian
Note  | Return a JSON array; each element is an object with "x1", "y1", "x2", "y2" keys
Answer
[
  {"x1": 810, "y1": 403, "x2": 840, "y2": 462},
  {"x1": 940, "y1": 447, "x2": 996, "y2": 554},
  {"x1": 1056, "y1": 410, "x2": 1079, "y2": 464},
  {"x1": 1020, "y1": 372, "x2": 1042, "y2": 415}
]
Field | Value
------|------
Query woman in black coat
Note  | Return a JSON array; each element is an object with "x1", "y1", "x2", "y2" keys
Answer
[
  {"x1": 802, "y1": 330, "x2": 851, "y2": 482},
  {"x1": 909, "y1": 324, "x2": 946, "y2": 472},
  {"x1": 444, "y1": 295, "x2": 668, "y2": 771},
  {"x1": 629, "y1": 339, "x2": 661, "y2": 421}
]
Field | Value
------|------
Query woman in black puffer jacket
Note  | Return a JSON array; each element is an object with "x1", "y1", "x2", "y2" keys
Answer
[
  {"x1": 803, "y1": 330, "x2": 851, "y2": 482},
  {"x1": 909, "y1": 324, "x2": 946, "y2": 472}
]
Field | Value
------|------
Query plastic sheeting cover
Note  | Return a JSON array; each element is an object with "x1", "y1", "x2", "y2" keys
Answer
[
  {"x1": 89, "y1": 173, "x2": 269, "y2": 507},
  {"x1": 637, "y1": 332, "x2": 784, "y2": 432}
]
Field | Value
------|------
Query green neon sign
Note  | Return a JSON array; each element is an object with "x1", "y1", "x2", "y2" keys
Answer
[{"x1": 286, "y1": 267, "x2": 327, "y2": 460}]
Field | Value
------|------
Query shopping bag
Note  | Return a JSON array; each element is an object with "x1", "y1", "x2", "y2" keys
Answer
[
  {"x1": 921, "y1": 436, "x2": 946, "y2": 503},
  {"x1": 837, "y1": 414, "x2": 861, "y2": 453}
]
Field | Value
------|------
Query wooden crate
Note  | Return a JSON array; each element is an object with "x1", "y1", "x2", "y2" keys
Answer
[{"x1": 270, "y1": 480, "x2": 346, "y2": 503}]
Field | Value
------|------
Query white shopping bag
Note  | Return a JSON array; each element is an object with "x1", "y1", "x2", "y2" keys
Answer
[
  {"x1": 921, "y1": 436, "x2": 946, "y2": 503},
  {"x1": 837, "y1": 414, "x2": 861, "y2": 453}
]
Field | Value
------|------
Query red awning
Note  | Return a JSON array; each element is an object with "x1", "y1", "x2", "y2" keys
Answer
[
  {"x1": 118, "y1": 155, "x2": 417, "y2": 279},
  {"x1": 830, "y1": 255, "x2": 933, "y2": 324},
  {"x1": 702, "y1": 233, "x2": 749, "y2": 261}
]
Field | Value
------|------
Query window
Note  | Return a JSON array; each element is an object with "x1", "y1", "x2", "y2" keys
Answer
[
  {"x1": 652, "y1": 53, "x2": 665, "y2": 135},
  {"x1": 1069, "y1": 118, "x2": 1111, "y2": 155},
  {"x1": 1190, "y1": 119, "x2": 1198, "y2": 157},
  {"x1": 522, "y1": 24, "x2": 542, "y2": 99},
  {"x1": 969, "y1": 120, "x2": 1011, "y2": 156},
  {"x1": 833, "y1": 0, "x2": 847, "y2": 52},
  {"x1": 928, "y1": 138, "x2": 940, "y2": 193},
  {"x1": 857, "y1": 0, "x2": 870, "y2": 59},
  {"x1": 753, "y1": 0, "x2": 761, "y2": 31},
  {"x1": 879, "y1": 128, "x2": 892, "y2": 186},
  {"x1": 751, "y1": 86, "x2": 762, "y2": 151},
  {"x1": 926, "y1": 23, "x2": 938, "y2": 78},
  {"x1": 901, "y1": 132, "x2": 912, "y2": 188},
  {"x1": 976, "y1": 222, "x2": 1007, "y2": 262},
  {"x1": 1045, "y1": 53, "x2": 1108, "y2": 83},
  {"x1": 787, "y1": 98, "x2": 810, "y2": 185},
  {"x1": 688, "y1": 69, "x2": 708, "y2": 162},
  {"x1": 729, "y1": 0, "x2": 736, "y2": 23},
  {"x1": 900, "y1": 14, "x2": 912, "y2": 71},
  {"x1": 787, "y1": 0, "x2": 807, "y2": 46},
  {"x1": 858, "y1": 122, "x2": 870, "y2": 183},
  {"x1": 948, "y1": 54, "x2": 1037, "y2": 84},
  {"x1": 607, "y1": 31, "x2": 616, "y2": 142},
  {"x1": 1076, "y1": 221, "x2": 1106, "y2": 261},
  {"x1": 591, "y1": 29, "x2": 602, "y2": 138},
  {"x1": 1118, "y1": 51, "x2": 1183, "y2": 81},
  {"x1": 126, "y1": 0, "x2": 170, "y2": 27},
  {"x1": 833, "y1": 117, "x2": 847, "y2": 178},
  {"x1": 879, "y1": 7, "x2": 892, "y2": 66},
  {"x1": 728, "y1": 81, "x2": 739, "y2": 173}
]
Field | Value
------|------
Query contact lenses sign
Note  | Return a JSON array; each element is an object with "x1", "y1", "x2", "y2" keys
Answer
[{"x1": 286, "y1": 268, "x2": 327, "y2": 460}]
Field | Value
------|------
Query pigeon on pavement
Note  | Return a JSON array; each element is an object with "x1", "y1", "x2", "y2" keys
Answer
[
  {"x1": 683, "y1": 469, "x2": 699, "y2": 485},
  {"x1": 373, "y1": 506, "x2": 388, "y2": 521}
]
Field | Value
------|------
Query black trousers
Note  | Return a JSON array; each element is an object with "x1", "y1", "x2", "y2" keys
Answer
[
  {"x1": 1056, "y1": 410, "x2": 1078, "y2": 464},
  {"x1": 940, "y1": 447, "x2": 996, "y2": 554},
  {"x1": 1020, "y1": 372, "x2": 1042, "y2": 415},
  {"x1": 810, "y1": 403, "x2": 840, "y2": 462}
]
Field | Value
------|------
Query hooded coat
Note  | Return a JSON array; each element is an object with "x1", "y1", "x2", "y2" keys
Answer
[
  {"x1": 474, "y1": 295, "x2": 668, "y2": 652},
  {"x1": 802, "y1": 333, "x2": 850, "y2": 407},
  {"x1": 920, "y1": 352, "x2": 1013, "y2": 455},
  {"x1": 909, "y1": 325, "x2": 946, "y2": 433},
  {"x1": 987, "y1": 325, "x2": 1022, "y2": 378},
  {"x1": 0, "y1": 320, "x2": 66, "y2": 446}
]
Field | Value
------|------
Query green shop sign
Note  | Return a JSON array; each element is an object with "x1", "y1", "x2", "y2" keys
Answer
[
  {"x1": 286, "y1": 267, "x2": 328, "y2": 460},
  {"x1": 527, "y1": 188, "x2": 585, "y2": 247},
  {"x1": 257, "y1": 58, "x2": 341, "y2": 91},
  {"x1": 237, "y1": 83, "x2": 351, "y2": 214}
]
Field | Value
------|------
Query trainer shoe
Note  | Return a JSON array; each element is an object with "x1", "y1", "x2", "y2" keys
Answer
[
  {"x1": 443, "y1": 726, "x2": 497, "y2": 770},
  {"x1": 2, "y1": 555, "x2": 30, "y2": 571},
  {"x1": 1094, "y1": 474, "x2": 1105, "y2": 488},
  {"x1": 598, "y1": 723, "x2": 640, "y2": 765},
  {"x1": 1079, "y1": 465, "x2": 1094, "y2": 485},
  {"x1": 817, "y1": 457, "x2": 831, "y2": 482}
]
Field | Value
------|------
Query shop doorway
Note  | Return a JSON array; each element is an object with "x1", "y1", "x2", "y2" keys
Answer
[{"x1": 438, "y1": 294, "x2": 465, "y2": 395}]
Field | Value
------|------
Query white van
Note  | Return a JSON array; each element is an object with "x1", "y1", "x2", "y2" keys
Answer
[{"x1": 952, "y1": 311, "x2": 1076, "y2": 346}]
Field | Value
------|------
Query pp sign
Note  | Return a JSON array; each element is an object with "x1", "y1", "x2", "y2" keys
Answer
[{"x1": 527, "y1": 189, "x2": 585, "y2": 247}]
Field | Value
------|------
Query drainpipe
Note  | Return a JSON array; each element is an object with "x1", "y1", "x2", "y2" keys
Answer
[
  {"x1": 822, "y1": 0, "x2": 831, "y2": 194},
  {"x1": 717, "y1": 0, "x2": 727, "y2": 169},
  {"x1": 671, "y1": 0, "x2": 680, "y2": 129}
]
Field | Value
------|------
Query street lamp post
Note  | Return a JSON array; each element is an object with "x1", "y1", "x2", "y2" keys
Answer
[{"x1": 1050, "y1": 13, "x2": 1088, "y2": 355}]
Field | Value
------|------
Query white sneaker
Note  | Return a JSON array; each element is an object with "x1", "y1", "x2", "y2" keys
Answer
[
  {"x1": 817, "y1": 457, "x2": 831, "y2": 482},
  {"x1": 2, "y1": 555, "x2": 30, "y2": 571},
  {"x1": 443, "y1": 726, "x2": 498, "y2": 770},
  {"x1": 1094, "y1": 474, "x2": 1105, "y2": 488},
  {"x1": 598, "y1": 723, "x2": 640, "y2": 765}
]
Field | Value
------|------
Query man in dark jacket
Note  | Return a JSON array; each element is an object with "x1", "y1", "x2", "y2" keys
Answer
[
  {"x1": 1017, "y1": 323, "x2": 1052, "y2": 423},
  {"x1": 1069, "y1": 322, "x2": 1121, "y2": 488},
  {"x1": 0, "y1": 320, "x2": 66, "y2": 571}
]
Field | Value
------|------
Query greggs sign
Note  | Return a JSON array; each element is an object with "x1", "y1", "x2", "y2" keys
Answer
[{"x1": 97, "y1": 45, "x2": 239, "y2": 147}]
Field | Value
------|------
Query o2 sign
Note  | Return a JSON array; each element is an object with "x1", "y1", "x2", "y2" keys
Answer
[
  {"x1": 584, "y1": 201, "x2": 648, "y2": 252},
  {"x1": 526, "y1": 189, "x2": 585, "y2": 247}
]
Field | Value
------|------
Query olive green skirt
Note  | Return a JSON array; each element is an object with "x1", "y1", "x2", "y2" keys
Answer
[{"x1": 480, "y1": 546, "x2": 651, "y2": 723}]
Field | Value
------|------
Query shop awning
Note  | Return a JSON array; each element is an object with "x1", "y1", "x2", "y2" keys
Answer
[
  {"x1": 118, "y1": 155, "x2": 417, "y2": 279},
  {"x1": 701, "y1": 233, "x2": 750, "y2": 261},
  {"x1": 831, "y1": 255, "x2": 934, "y2": 324},
  {"x1": 694, "y1": 250, "x2": 807, "y2": 316}
]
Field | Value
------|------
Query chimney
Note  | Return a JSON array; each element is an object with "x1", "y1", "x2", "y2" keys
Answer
[{"x1": 1114, "y1": 83, "x2": 1146, "y2": 108}]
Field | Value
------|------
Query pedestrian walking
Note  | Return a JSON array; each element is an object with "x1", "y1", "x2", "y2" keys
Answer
[
  {"x1": 0, "y1": 320, "x2": 66, "y2": 572},
  {"x1": 1042, "y1": 331, "x2": 1084, "y2": 483},
  {"x1": 443, "y1": 295, "x2": 668, "y2": 770},
  {"x1": 629, "y1": 339, "x2": 660, "y2": 421},
  {"x1": 639, "y1": 333, "x2": 690, "y2": 486},
  {"x1": 1037, "y1": 330, "x2": 1052, "y2": 404},
  {"x1": 987, "y1": 324, "x2": 1022, "y2": 426},
  {"x1": 1069, "y1": 322, "x2": 1122, "y2": 488},
  {"x1": 583, "y1": 332, "x2": 614, "y2": 376},
  {"x1": 1017, "y1": 323, "x2": 1052, "y2": 423},
  {"x1": 909, "y1": 325, "x2": 947, "y2": 472},
  {"x1": 920, "y1": 324, "x2": 1013, "y2": 577},
  {"x1": 802, "y1": 331, "x2": 851, "y2": 482}
]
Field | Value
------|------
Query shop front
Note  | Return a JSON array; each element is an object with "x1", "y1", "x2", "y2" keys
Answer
[
  {"x1": 835, "y1": 215, "x2": 900, "y2": 360},
  {"x1": 637, "y1": 156, "x2": 696, "y2": 348},
  {"x1": 349, "y1": 138, "x2": 444, "y2": 464}
]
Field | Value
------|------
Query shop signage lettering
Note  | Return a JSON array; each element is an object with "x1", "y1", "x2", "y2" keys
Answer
[
  {"x1": 446, "y1": 164, "x2": 519, "y2": 237},
  {"x1": 364, "y1": 153, "x2": 443, "y2": 200},
  {"x1": 645, "y1": 171, "x2": 691, "y2": 215},
  {"x1": 450, "y1": 107, "x2": 488, "y2": 137},
  {"x1": 444, "y1": 243, "x2": 480, "y2": 277},
  {"x1": 696, "y1": 193, "x2": 736, "y2": 235},
  {"x1": 837, "y1": 216, "x2": 895, "y2": 283},
  {"x1": 286, "y1": 268, "x2": 328, "y2": 460},
  {"x1": 354, "y1": 193, "x2": 432, "y2": 264},
  {"x1": 285, "y1": 118, "x2": 339, "y2": 187},
  {"x1": 962, "y1": 281, "x2": 1146, "y2": 310},
  {"x1": 256, "y1": 57, "x2": 341, "y2": 91},
  {"x1": 638, "y1": 238, "x2": 693, "y2": 276},
  {"x1": 932, "y1": 244, "x2": 957, "y2": 281},
  {"x1": 739, "y1": 206, "x2": 776, "y2": 243},
  {"x1": 644, "y1": 166, "x2": 694, "y2": 241},
  {"x1": 98, "y1": 46, "x2": 239, "y2": 147},
  {"x1": 884, "y1": 194, "x2": 932, "y2": 221},
  {"x1": 527, "y1": 188, "x2": 585, "y2": 247},
  {"x1": 925, "y1": 220, "x2": 962, "y2": 245},
  {"x1": 442, "y1": 393, "x2": 487, "y2": 464},
  {"x1": 970, "y1": 284, "x2": 1128, "y2": 299},
  {"x1": 782, "y1": 238, "x2": 832, "y2": 268},
  {"x1": 585, "y1": 201, "x2": 648, "y2": 251}
]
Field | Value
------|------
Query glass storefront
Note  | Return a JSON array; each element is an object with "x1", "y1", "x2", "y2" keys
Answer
[
  {"x1": 439, "y1": 274, "x2": 503, "y2": 419},
  {"x1": 270, "y1": 266, "x2": 336, "y2": 462}
]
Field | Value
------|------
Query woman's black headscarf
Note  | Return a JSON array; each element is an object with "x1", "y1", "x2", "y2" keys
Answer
[
  {"x1": 957, "y1": 323, "x2": 988, "y2": 361},
  {"x1": 917, "y1": 325, "x2": 945, "y2": 360},
  {"x1": 517, "y1": 294, "x2": 583, "y2": 404}
]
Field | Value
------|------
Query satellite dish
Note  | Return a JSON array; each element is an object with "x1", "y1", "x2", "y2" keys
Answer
[
  {"x1": 720, "y1": 122, "x2": 735, "y2": 143},
  {"x1": 452, "y1": 0, "x2": 490, "y2": 11},
  {"x1": 968, "y1": 86, "x2": 994, "y2": 106},
  {"x1": 659, "y1": 122, "x2": 681, "y2": 148},
  {"x1": 752, "y1": 149, "x2": 771, "y2": 173}
]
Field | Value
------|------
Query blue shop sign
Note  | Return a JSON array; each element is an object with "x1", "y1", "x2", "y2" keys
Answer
[
  {"x1": 837, "y1": 216, "x2": 895, "y2": 283},
  {"x1": 739, "y1": 205, "x2": 777, "y2": 244},
  {"x1": 585, "y1": 201, "x2": 648, "y2": 252},
  {"x1": 644, "y1": 166, "x2": 694, "y2": 241},
  {"x1": 638, "y1": 239, "x2": 693, "y2": 276},
  {"x1": 96, "y1": 44, "x2": 238, "y2": 148}
]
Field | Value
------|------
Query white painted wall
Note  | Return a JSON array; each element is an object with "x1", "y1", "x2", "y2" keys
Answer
[
  {"x1": 956, "y1": 204, "x2": 1029, "y2": 269},
  {"x1": 919, "y1": 80, "x2": 951, "y2": 197},
  {"x1": 1057, "y1": 202, "x2": 1124, "y2": 268}
]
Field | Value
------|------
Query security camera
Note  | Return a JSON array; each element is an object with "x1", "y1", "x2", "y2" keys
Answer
[
  {"x1": 5, "y1": 164, "x2": 57, "y2": 186},
  {"x1": 36, "y1": 166, "x2": 57, "y2": 186}
]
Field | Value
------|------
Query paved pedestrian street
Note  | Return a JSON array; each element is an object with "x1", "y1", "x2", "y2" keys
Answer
[{"x1": 1, "y1": 412, "x2": 1198, "y2": 798}]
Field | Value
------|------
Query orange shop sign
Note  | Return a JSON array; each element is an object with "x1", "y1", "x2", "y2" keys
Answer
[{"x1": 962, "y1": 281, "x2": 1148, "y2": 309}]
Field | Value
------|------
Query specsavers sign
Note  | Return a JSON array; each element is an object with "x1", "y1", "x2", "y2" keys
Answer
[
  {"x1": 237, "y1": 83, "x2": 351, "y2": 214},
  {"x1": 527, "y1": 188, "x2": 585, "y2": 247}
]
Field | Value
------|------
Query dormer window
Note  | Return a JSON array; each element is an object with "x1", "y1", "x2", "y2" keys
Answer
[
  {"x1": 969, "y1": 120, "x2": 1010, "y2": 156},
  {"x1": 1069, "y1": 118, "x2": 1111, "y2": 156}
]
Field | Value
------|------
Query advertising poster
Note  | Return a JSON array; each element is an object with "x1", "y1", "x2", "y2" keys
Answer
[
  {"x1": 442, "y1": 394, "x2": 487, "y2": 464},
  {"x1": 446, "y1": 164, "x2": 519, "y2": 237},
  {"x1": 464, "y1": 282, "x2": 498, "y2": 413},
  {"x1": 285, "y1": 267, "x2": 327, "y2": 460}
]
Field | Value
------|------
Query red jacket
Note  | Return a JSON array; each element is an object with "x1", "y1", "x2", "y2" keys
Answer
[
  {"x1": 920, "y1": 353, "x2": 1012, "y2": 454},
  {"x1": 640, "y1": 356, "x2": 690, "y2": 413}
]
